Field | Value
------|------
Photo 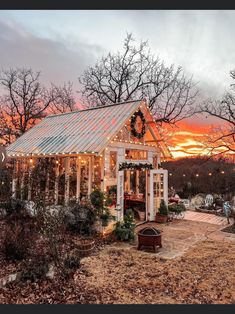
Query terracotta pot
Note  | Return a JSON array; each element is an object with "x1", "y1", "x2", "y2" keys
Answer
[{"x1": 155, "y1": 213, "x2": 168, "y2": 223}]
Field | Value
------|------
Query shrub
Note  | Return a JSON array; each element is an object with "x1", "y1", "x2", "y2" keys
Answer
[
  {"x1": 115, "y1": 209, "x2": 135, "y2": 241},
  {"x1": 4, "y1": 198, "x2": 26, "y2": 217},
  {"x1": 168, "y1": 203, "x2": 186, "y2": 213},
  {"x1": 90, "y1": 189, "x2": 104, "y2": 211},
  {"x1": 158, "y1": 200, "x2": 168, "y2": 216},
  {"x1": 64, "y1": 254, "x2": 81, "y2": 269},
  {"x1": 65, "y1": 203, "x2": 97, "y2": 235},
  {"x1": 90, "y1": 189, "x2": 115, "y2": 227},
  {"x1": 100, "y1": 208, "x2": 115, "y2": 227},
  {"x1": 37, "y1": 206, "x2": 66, "y2": 265},
  {"x1": 19, "y1": 257, "x2": 50, "y2": 282},
  {"x1": 3, "y1": 222, "x2": 32, "y2": 261}
]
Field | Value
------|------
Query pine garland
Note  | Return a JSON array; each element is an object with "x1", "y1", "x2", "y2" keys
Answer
[{"x1": 119, "y1": 162, "x2": 153, "y2": 171}]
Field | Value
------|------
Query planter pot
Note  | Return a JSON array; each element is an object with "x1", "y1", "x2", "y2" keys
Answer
[
  {"x1": 74, "y1": 238, "x2": 95, "y2": 257},
  {"x1": 155, "y1": 213, "x2": 168, "y2": 223}
]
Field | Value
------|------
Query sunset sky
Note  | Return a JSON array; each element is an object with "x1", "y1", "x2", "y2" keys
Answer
[
  {"x1": 166, "y1": 118, "x2": 216, "y2": 158},
  {"x1": 0, "y1": 10, "x2": 234, "y2": 158}
]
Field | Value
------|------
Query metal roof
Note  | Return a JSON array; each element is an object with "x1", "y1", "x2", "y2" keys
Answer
[{"x1": 7, "y1": 100, "x2": 143, "y2": 157}]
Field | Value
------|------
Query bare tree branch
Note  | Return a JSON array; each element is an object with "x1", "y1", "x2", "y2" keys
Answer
[
  {"x1": 0, "y1": 68, "x2": 76, "y2": 143},
  {"x1": 48, "y1": 82, "x2": 76, "y2": 114},
  {"x1": 78, "y1": 33, "x2": 199, "y2": 125},
  {"x1": 200, "y1": 74, "x2": 235, "y2": 157}
]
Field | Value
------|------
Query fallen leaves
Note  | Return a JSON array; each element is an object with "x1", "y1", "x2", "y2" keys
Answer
[{"x1": 1, "y1": 217, "x2": 235, "y2": 304}]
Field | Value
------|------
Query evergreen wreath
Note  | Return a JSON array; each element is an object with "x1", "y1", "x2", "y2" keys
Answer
[{"x1": 130, "y1": 110, "x2": 146, "y2": 139}]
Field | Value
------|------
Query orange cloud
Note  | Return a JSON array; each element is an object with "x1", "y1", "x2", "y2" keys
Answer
[{"x1": 165, "y1": 120, "x2": 214, "y2": 158}]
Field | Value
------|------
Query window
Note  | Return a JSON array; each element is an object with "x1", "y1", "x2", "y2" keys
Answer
[
  {"x1": 110, "y1": 151, "x2": 117, "y2": 178},
  {"x1": 125, "y1": 149, "x2": 147, "y2": 160}
]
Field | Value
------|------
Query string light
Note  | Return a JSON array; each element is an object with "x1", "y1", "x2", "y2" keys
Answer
[
  {"x1": 196, "y1": 174, "x2": 199, "y2": 177},
  {"x1": 208, "y1": 172, "x2": 212, "y2": 176}
]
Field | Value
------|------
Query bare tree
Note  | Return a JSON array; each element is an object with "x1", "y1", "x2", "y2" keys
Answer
[
  {"x1": 0, "y1": 104, "x2": 15, "y2": 144},
  {"x1": 0, "y1": 68, "x2": 76, "y2": 144},
  {"x1": 79, "y1": 33, "x2": 199, "y2": 125},
  {"x1": 0, "y1": 68, "x2": 56, "y2": 141},
  {"x1": 49, "y1": 82, "x2": 76, "y2": 114},
  {"x1": 201, "y1": 72, "x2": 235, "y2": 157}
]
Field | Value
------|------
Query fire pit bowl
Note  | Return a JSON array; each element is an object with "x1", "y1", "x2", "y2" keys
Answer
[{"x1": 137, "y1": 227, "x2": 162, "y2": 252}]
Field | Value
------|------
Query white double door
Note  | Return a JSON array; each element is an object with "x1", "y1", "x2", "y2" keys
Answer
[
  {"x1": 117, "y1": 169, "x2": 168, "y2": 222},
  {"x1": 149, "y1": 169, "x2": 168, "y2": 221}
]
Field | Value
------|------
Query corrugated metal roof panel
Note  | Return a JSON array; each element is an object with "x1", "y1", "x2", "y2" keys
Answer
[{"x1": 7, "y1": 100, "x2": 142, "y2": 156}]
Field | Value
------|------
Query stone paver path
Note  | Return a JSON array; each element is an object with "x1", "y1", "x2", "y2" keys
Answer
[
  {"x1": 132, "y1": 217, "x2": 235, "y2": 259},
  {"x1": 184, "y1": 210, "x2": 228, "y2": 225}
]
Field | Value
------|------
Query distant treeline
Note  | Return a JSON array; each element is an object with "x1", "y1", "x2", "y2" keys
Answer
[{"x1": 162, "y1": 156, "x2": 235, "y2": 199}]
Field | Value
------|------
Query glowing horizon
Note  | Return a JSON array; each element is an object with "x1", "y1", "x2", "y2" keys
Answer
[{"x1": 166, "y1": 120, "x2": 215, "y2": 159}]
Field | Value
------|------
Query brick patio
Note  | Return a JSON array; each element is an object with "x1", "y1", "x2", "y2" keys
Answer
[{"x1": 183, "y1": 210, "x2": 229, "y2": 225}]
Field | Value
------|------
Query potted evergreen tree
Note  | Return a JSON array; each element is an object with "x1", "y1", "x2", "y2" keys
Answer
[
  {"x1": 155, "y1": 200, "x2": 168, "y2": 223},
  {"x1": 114, "y1": 209, "x2": 135, "y2": 241}
]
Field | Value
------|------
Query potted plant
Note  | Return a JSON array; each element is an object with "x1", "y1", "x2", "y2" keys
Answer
[
  {"x1": 114, "y1": 209, "x2": 135, "y2": 241},
  {"x1": 99, "y1": 208, "x2": 115, "y2": 227},
  {"x1": 168, "y1": 202, "x2": 186, "y2": 219},
  {"x1": 155, "y1": 200, "x2": 168, "y2": 223},
  {"x1": 90, "y1": 189, "x2": 115, "y2": 228}
]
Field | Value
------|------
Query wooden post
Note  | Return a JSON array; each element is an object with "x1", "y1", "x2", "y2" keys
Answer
[
  {"x1": 145, "y1": 170, "x2": 150, "y2": 221},
  {"x1": 54, "y1": 158, "x2": 60, "y2": 205},
  {"x1": 12, "y1": 159, "x2": 19, "y2": 199},
  {"x1": 76, "y1": 156, "x2": 81, "y2": 202},
  {"x1": 20, "y1": 159, "x2": 26, "y2": 200},
  {"x1": 28, "y1": 160, "x2": 33, "y2": 201},
  {"x1": 91, "y1": 155, "x2": 95, "y2": 190},
  {"x1": 88, "y1": 156, "x2": 92, "y2": 196},
  {"x1": 45, "y1": 159, "x2": 50, "y2": 203},
  {"x1": 100, "y1": 152, "x2": 105, "y2": 192},
  {"x1": 136, "y1": 170, "x2": 139, "y2": 196},
  {"x1": 126, "y1": 170, "x2": 131, "y2": 193},
  {"x1": 64, "y1": 156, "x2": 70, "y2": 206}
]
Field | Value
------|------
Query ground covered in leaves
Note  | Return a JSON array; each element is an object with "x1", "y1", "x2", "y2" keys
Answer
[
  {"x1": 1, "y1": 219, "x2": 235, "y2": 304},
  {"x1": 74, "y1": 240, "x2": 235, "y2": 304}
]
